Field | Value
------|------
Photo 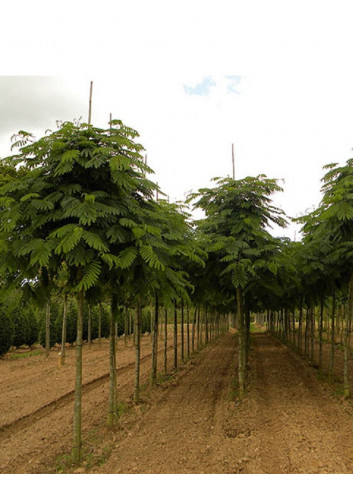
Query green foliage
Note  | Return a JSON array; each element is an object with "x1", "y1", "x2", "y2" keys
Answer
[
  {"x1": 11, "y1": 307, "x2": 39, "y2": 348},
  {"x1": 0, "y1": 307, "x2": 13, "y2": 355}
]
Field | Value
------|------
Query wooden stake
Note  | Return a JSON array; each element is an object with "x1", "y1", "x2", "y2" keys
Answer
[
  {"x1": 88, "y1": 81, "x2": 93, "y2": 124},
  {"x1": 232, "y1": 143, "x2": 235, "y2": 179}
]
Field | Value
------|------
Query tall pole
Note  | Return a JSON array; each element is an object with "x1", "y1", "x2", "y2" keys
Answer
[
  {"x1": 88, "y1": 81, "x2": 93, "y2": 124},
  {"x1": 232, "y1": 143, "x2": 235, "y2": 179}
]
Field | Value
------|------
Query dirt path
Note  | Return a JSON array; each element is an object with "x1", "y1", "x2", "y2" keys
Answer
[
  {"x1": 233, "y1": 334, "x2": 353, "y2": 474},
  {"x1": 95, "y1": 333, "x2": 353, "y2": 474},
  {"x1": 95, "y1": 333, "x2": 238, "y2": 474}
]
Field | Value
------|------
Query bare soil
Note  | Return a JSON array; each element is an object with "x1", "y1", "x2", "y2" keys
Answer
[{"x1": 2, "y1": 331, "x2": 353, "y2": 474}]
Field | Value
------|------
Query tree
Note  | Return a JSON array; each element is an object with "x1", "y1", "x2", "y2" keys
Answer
[
  {"x1": 189, "y1": 176, "x2": 286, "y2": 398},
  {"x1": 0, "y1": 119, "x2": 157, "y2": 461}
]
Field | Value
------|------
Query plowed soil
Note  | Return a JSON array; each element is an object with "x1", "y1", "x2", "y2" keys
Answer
[{"x1": 2, "y1": 331, "x2": 353, "y2": 474}]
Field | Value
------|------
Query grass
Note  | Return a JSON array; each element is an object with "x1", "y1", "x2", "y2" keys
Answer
[
  {"x1": 250, "y1": 323, "x2": 265, "y2": 333},
  {"x1": 9, "y1": 349, "x2": 44, "y2": 360}
]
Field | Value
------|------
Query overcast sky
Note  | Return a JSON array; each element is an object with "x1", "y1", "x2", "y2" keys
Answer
[{"x1": 2, "y1": 0, "x2": 353, "y2": 239}]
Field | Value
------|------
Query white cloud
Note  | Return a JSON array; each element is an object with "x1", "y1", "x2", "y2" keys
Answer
[{"x1": 1, "y1": 0, "x2": 353, "y2": 240}]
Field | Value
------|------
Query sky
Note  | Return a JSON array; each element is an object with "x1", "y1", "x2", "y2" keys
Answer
[{"x1": 1, "y1": 0, "x2": 353, "y2": 240}]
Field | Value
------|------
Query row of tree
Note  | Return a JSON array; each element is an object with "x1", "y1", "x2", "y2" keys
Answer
[{"x1": 2, "y1": 117, "x2": 353, "y2": 463}]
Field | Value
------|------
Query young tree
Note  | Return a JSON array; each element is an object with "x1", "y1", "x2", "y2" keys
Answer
[{"x1": 189, "y1": 176, "x2": 286, "y2": 398}]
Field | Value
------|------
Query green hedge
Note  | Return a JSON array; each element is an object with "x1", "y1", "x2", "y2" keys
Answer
[{"x1": 0, "y1": 307, "x2": 13, "y2": 355}]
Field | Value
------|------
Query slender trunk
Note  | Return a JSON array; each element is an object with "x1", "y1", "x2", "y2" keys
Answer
[
  {"x1": 164, "y1": 308, "x2": 168, "y2": 375},
  {"x1": 197, "y1": 307, "x2": 200, "y2": 350},
  {"x1": 244, "y1": 306, "x2": 250, "y2": 367},
  {"x1": 151, "y1": 295, "x2": 159, "y2": 383},
  {"x1": 319, "y1": 297, "x2": 324, "y2": 374},
  {"x1": 181, "y1": 299, "x2": 185, "y2": 362},
  {"x1": 205, "y1": 305, "x2": 209, "y2": 344},
  {"x1": 59, "y1": 295, "x2": 68, "y2": 366},
  {"x1": 329, "y1": 289, "x2": 336, "y2": 383},
  {"x1": 88, "y1": 304, "x2": 92, "y2": 350},
  {"x1": 192, "y1": 307, "x2": 196, "y2": 353},
  {"x1": 298, "y1": 300, "x2": 303, "y2": 354},
  {"x1": 72, "y1": 290, "x2": 84, "y2": 463},
  {"x1": 124, "y1": 307, "x2": 128, "y2": 347},
  {"x1": 129, "y1": 309, "x2": 133, "y2": 343},
  {"x1": 304, "y1": 308, "x2": 309, "y2": 359},
  {"x1": 108, "y1": 293, "x2": 118, "y2": 425},
  {"x1": 236, "y1": 287, "x2": 245, "y2": 399},
  {"x1": 187, "y1": 304, "x2": 190, "y2": 359},
  {"x1": 134, "y1": 302, "x2": 142, "y2": 403},
  {"x1": 344, "y1": 273, "x2": 353, "y2": 398},
  {"x1": 98, "y1": 303, "x2": 102, "y2": 346},
  {"x1": 174, "y1": 300, "x2": 178, "y2": 369},
  {"x1": 45, "y1": 301, "x2": 50, "y2": 358},
  {"x1": 310, "y1": 305, "x2": 315, "y2": 364}
]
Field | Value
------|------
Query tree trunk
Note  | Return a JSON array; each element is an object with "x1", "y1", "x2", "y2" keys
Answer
[
  {"x1": 108, "y1": 293, "x2": 118, "y2": 425},
  {"x1": 124, "y1": 306, "x2": 128, "y2": 347},
  {"x1": 181, "y1": 299, "x2": 184, "y2": 362},
  {"x1": 244, "y1": 306, "x2": 250, "y2": 367},
  {"x1": 88, "y1": 304, "x2": 92, "y2": 350},
  {"x1": 310, "y1": 305, "x2": 315, "y2": 364},
  {"x1": 192, "y1": 307, "x2": 197, "y2": 353},
  {"x1": 319, "y1": 297, "x2": 324, "y2": 374},
  {"x1": 45, "y1": 301, "x2": 50, "y2": 358},
  {"x1": 174, "y1": 300, "x2": 178, "y2": 369},
  {"x1": 59, "y1": 295, "x2": 68, "y2": 366},
  {"x1": 205, "y1": 305, "x2": 209, "y2": 344},
  {"x1": 134, "y1": 302, "x2": 142, "y2": 403},
  {"x1": 98, "y1": 303, "x2": 102, "y2": 346},
  {"x1": 298, "y1": 300, "x2": 303, "y2": 354},
  {"x1": 344, "y1": 273, "x2": 353, "y2": 398},
  {"x1": 304, "y1": 308, "x2": 309, "y2": 359},
  {"x1": 186, "y1": 304, "x2": 190, "y2": 359},
  {"x1": 151, "y1": 295, "x2": 159, "y2": 383},
  {"x1": 197, "y1": 307, "x2": 200, "y2": 350},
  {"x1": 72, "y1": 290, "x2": 84, "y2": 463},
  {"x1": 164, "y1": 307, "x2": 168, "y2": 375},
  {"x1": 329, "y1": 289, "x2": 336, "y2": 383},
  {"x1": 236, "y1": 287, "x2": 245, "y2": 399}
]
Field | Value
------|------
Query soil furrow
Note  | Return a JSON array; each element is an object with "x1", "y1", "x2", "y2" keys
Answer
[{"x1": 0, "y1": 343, "x2": 176, "y2": 441}]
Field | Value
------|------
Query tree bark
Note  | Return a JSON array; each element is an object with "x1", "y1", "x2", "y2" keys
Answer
[
  {"x1": 186, "y1": 304, "x2": 190, "y2": 359},
  {"x1": 319, "y1": 297, "x2": 324, "y2": 374},
  {"x1": 124, "y1": 306, "x2": 128, "y2": 347},
  {"x1": 174, "y1": 300, "x2": 178, "y2": 369},
  {"x1": 134, "y1": 302, "x2": 142, "y2": 403},
  {"x1": 88, "y1": 304, "x2": 92, "y2": 350},
  {"x1": 298, "y1": 300, "x2": 303, "y2": 354},
  {"x1": 192, "y1": 307, "x2": 197, "y2": 353},
  {"x1": 108, "y1": 293, "x2": 118, "y2": 425},
  {"x1": 164, "y1": 307, "x2": 168, "y2": 375},
  {"x1": 72, "y1": 290, "x2": 83, "y2": 463},
  {"x1": 151, "y1": 295, "x2": 159, "y2": 383},
  {"x1": 181, "y1": 299, "x2": 184, "y2": 362},
  {"x1": 344, "y1": 274, "x2": 353, "y2": 398},
  {"x1": 329, "y1": 288, "x2": 336, "y2": 383},
  {"x1": 98, "y1": 303, "x2": 102, "y2": 346},
  {"x1": 310, "y1": 305, "x2": 315, "y2": 364},
  {"x1": 59, "y1": 295, "x2": 68, "y2": 366},
  {"x1": 236, "y1": 287, "x2": 245, "y2": 399},
  {"x1": 45, "y1": 301, "x2": 50, "y2": 358}
]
